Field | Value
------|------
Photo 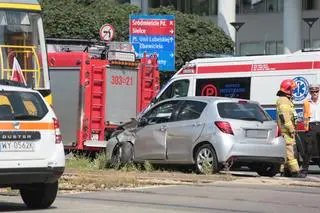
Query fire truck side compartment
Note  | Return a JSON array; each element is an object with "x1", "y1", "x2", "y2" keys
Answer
[{"x1": 50, "y1": 68, "x2": 81, "y2": 146}]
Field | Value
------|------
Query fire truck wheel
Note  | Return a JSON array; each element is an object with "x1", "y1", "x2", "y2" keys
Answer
[
  {"x1": 111, "y1": 142, "x2": 133, "y2": 169},
  {"x1": 20, "y1": 181, "x2": 58, "y2": 209}
]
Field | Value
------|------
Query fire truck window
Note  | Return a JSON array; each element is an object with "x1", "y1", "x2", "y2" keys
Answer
[
  {"x1": 196, "y1": 78, "x2": 251, "y2": 99},
  {"x1": 158, "y1": 79, "x2": 189, "y2": 101}
]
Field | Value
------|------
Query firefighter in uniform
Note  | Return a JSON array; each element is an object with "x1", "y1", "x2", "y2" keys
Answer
[
  {"x1": 301, "y1": 84, "x2": 320, "y2": 177},
  {"x1": 276, "y1": 79, "x2": 303, "y2": 177}
]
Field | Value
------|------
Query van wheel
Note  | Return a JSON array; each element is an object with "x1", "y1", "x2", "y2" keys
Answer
[
  {"x1": 195, "y1": 144, "x2": 219, "y2": 174},
  {"x1": 256, "y1": 163, "x2": 280, "y2": 177},
  {"x1": 110, "y1": 142, "x2": 133, "y2": 169},
  {"x1": 20, "y1": 181, "x2": 58, "y2": 209}
]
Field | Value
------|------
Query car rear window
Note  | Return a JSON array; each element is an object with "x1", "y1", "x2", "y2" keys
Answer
[
  {"x1": 0, "y1": 91, "x2": 48, "y2": 121},
  {"x1": 217, "y1": 102, "x2": 272, "y2": 122}
]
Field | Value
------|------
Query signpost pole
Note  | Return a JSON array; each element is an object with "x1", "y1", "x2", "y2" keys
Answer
[{"x1": 141, "y1": 0, "x2": 148, "y2": 15}]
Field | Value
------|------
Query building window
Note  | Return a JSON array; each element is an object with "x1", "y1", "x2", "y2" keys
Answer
[
  {"x1": 266, "y1": 0, "x2": 283, "y2": 12},
  {"x1": 149, "y1": 0, "x2": 217, "y2": 16},
  {"x1": 302, "y1": 0, "x2": 320, "y2": 10},
  {"x1": 236, "y1": 0, "x2": 284, "y2": 13},
  {"x1": 303, "y1": 39, "x2": 320, "y2": 48},
  {"x1": 265, "y1": 41, "x2": 283, "y2": 54},
  {"x1": 240, "y1": 41, "x2": 265, "y2": 55},
  {"x1": 116, "y1": 0, "x2": 130, "y2": 3},
  {"x1": 240, "y1": 41, "x2": 283, "y2": 55}
]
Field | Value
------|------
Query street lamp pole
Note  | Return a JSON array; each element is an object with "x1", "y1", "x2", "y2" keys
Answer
[
  {"x1": 141, "y1": 0, "x2": 148, "y2": 15},
  {"x1": 302, "y1": 17, "x2": 319, "y2": 48},
  {"x1": 230, "y1": 22, "x2": 245, "y2": 56}
]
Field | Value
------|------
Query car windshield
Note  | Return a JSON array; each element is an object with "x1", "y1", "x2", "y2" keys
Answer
[
  {"x1": 217, "y1": 102, "x2": 272, "y2": 122},
  {"x1": 0, "y1": 91, "x2": 48, "y2": 120}
]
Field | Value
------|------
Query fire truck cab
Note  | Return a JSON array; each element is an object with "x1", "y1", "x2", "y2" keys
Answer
[{"x1": 47, "y1": 40, "x2": 159, "y2": 151}]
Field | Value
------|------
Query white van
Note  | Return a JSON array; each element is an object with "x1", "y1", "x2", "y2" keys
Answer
[
  {"x1": 151, "y1": 49, "x2": 320, "y2": 131},
  {"x1": 0, "y1": 80, "x2": 65, "y2": 209}
]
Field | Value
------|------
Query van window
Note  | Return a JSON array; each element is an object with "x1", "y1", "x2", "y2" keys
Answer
[
  {"x1": 0, "y1": 91, "x2": 48, "y2": 120},
  {"x1": 196, "y1": 78, "x2": 251, "y2": 99},
  {"x1": 217, "y1": 102, "x2": 272, "y2": 122},
  {"x1": 158, "y1": 79, "x2": 189, "y2": 101}
]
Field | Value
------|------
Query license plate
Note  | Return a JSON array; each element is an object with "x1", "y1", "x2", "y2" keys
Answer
[
  {"x1": 0, "y1": 141, "x2": 34, "y2": 152},
  {"x1": 246, "y1": 130, "x2": 269, "y2": 138}
]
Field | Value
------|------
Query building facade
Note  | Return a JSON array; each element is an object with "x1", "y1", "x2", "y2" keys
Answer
[{"x1": 120, "y1": 0, "x2": 320, "y2": 56}]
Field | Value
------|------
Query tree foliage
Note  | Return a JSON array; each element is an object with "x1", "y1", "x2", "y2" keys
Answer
[{"x1": 41, "y1": 0, "x2": 233, "y2": 70}]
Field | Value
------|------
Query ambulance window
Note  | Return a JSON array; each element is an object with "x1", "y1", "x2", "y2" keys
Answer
[
  {"x1": 196, "y1": 77, "x2": 251, "y2": 99},
  {"x1": 0, "y1": 91, "x2": 48, "y2": 120},
  {"x1": 158, "y1": 79, "x2": 189, "y2": 101}
]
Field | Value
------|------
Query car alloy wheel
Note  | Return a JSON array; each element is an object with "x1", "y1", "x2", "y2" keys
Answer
[{"x1": 195, "y1": 144, "x2": 218, "y2": 174}]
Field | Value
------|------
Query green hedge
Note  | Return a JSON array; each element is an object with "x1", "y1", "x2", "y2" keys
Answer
[{"x1": 41, "y1": 0, "x2": 233, "y2": 72}]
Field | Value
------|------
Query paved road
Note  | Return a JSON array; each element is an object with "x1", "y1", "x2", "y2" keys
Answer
[
  {"x1": 1, "y1": 180, "x2": 320, "y2": 213},
  {"x1": 1, "y1": 166, "x2": 319, "y2": 213}
]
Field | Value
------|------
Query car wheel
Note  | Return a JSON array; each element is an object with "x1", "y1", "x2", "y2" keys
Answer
[
  {"x1": 110, "y1": 142, "x2": 133, "y2": 169},
  {"x1": 20, "y1": 181, "x2": 58, "y2": 209},
  {"x1": 256, "y1": 163, "x2": 280, "y2": 177},
  {"x1": 195, "y1": 144, "x2": 219, "y2": 174}
]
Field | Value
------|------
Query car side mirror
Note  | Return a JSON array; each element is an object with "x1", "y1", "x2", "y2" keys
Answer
[{"x1": 139, "y1": 117, "x2": 148, "y2": 127}]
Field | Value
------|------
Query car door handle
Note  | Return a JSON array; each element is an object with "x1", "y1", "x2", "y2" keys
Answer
[
  {"x1": 192, "y1": 122, "x2": 202, "y2": 127},
  {"x1": 160, "y1": 125, "x2": 167, "y2": 131}
]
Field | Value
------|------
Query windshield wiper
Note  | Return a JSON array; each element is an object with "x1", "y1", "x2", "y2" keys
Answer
[
  {"x1": 13, "y1": 114, "x2": 41, "y2": 120},
  {"x1": 239, "y1": 117, "x2": 264, "y2": 123}
]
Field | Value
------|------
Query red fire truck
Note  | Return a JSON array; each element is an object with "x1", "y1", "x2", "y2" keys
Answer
[{"x1": 47, "y1": 39, "x2": 160, "y2": 151}]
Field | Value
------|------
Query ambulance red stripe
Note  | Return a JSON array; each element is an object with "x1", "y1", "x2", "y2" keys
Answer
[{"x1": 183, "y1": 61, "x2": 320, "y2": 74}]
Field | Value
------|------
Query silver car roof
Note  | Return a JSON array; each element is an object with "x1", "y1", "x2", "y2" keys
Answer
[{"x1": 160, "y1": 96, "x2": 259, "y2": 105}]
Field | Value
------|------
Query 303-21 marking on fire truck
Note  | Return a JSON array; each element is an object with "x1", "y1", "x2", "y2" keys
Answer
[
  {"x1": 99, "y1": 23, "x2": 115, "y2": 42},
  {"x1": 111, "y1": 75, "x2": 133, "y2": 86}
]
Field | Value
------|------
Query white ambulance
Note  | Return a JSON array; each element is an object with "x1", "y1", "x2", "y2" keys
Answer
[
  {"x1": 151, "y1": 49, "x2": 320, "y2": 131},
  {"x1": 0, "y1": 80, "x2": 65, "y2": 209}
]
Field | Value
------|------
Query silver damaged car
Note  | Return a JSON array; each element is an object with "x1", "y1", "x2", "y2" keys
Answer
[{"x1": 106, "y1": 97, "x2": 286, "y2": 177}]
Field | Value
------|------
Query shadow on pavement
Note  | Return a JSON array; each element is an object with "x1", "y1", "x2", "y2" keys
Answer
[{"x1": 0, "y1": 202, "x2": 57, "y2": 212}]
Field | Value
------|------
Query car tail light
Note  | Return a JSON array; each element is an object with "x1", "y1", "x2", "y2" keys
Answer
[
  {"x1": 275, "y1": 125, "x2": 281, "y2": 138},
  {"x1": 215, "y1": 121, "x2": 234, "y2": 135},
  {"x1": 53, "y1": 118, "x2": 62, "y2": 144}
]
